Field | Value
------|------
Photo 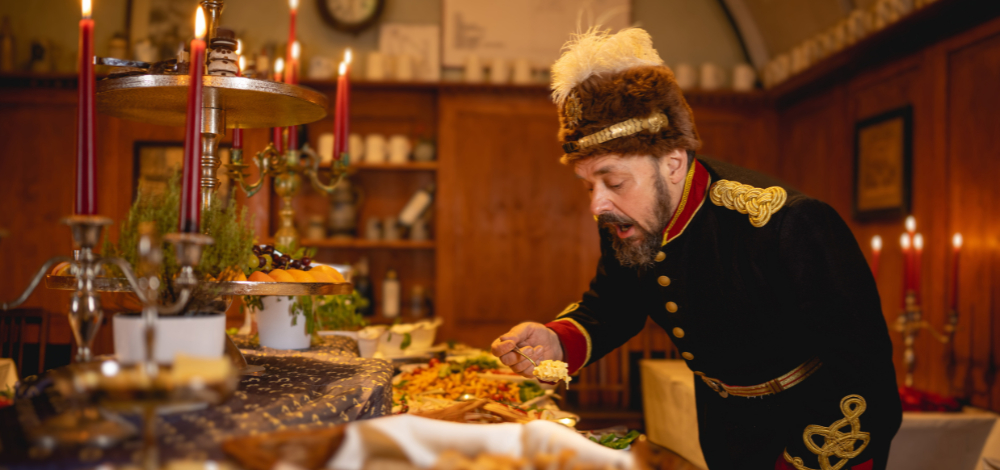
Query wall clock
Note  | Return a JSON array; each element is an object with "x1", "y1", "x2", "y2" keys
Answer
[{"x1": 317, "y1": 0, "x2": 386, "y2": 34}]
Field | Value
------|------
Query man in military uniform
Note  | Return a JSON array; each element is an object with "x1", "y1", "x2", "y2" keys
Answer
[{"x1": 491, "y1": 28, "x2": 902, "y2": 470}]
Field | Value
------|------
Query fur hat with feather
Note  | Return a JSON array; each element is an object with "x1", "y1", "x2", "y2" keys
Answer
[{"x1": 551, "y1": 27, "x2": 701, "y2": 164}]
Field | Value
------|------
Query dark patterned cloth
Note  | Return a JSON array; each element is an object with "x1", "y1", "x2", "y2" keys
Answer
[{"x1": 0, "y1": 335, "x2": 392, "y2": 469}]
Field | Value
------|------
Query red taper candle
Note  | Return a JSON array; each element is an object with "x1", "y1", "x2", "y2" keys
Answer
[
  {"x1": 76, "y1": 0, "x2": 97, "y2": 215},
  {"x1": 272, "y1": 58, "x2": 285, "y2": 153},
  {"x1": 287, "y1": 0, "x2": 298, "y2": 85},
  {"x1": 287, "y1": 42, "x2": 300, "y2": 151},
  {"x1": 179, "y1": 6, "x2": 207, "y2": 233},
  {"x1": 900, "y1": 233, "x2": 910, "y2": 307},
  {"x1": 232, "y1": 52, "x2": 244, "y2": 150},
  {"x1": 870, "y1": 235, "x2": 882, "y2": 279},
  {"x1": 951, "y1": 233, "x2": 962, "y2": 310},
  {"x1": 913, "y1": 233, "x2": 923, "y2": 303}
]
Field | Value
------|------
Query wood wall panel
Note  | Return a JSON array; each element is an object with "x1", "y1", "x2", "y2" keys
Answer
[
  {"x1": 771, "y1": 15, "x2": 1000, "y2": 411},
  {"x1": 944, "y1": 29, "x2": 1000, "y2": 410},
  {"x1": 436, "y1": 90, "x2": 600, "y2": 348}
]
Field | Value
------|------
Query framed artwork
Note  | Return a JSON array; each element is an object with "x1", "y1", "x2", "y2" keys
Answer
[
  {"x1": 853, "y1": 106, "x2": 913, "y2": 221},
  {"x1": 133, "y1": 142, "x2": 231, "y2": 206}
]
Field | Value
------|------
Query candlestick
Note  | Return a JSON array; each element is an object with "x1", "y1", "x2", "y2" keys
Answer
[
  {"x1": 76, "y1": 0, "x2": 97, "y2": 215},
  {"x1": 900, "y1": 233, "x2": 910, "y2": 306},
  {"x1": 870, "y1": 235, "x2": 882, "y2": 278},
  {"x1": 951, "y1": 233, "x2": 962, "y2": 310},
  {"x1": 913, "y1": 233, "x2": 923, "y2": 302},
  {"x1": 179, "y1": 6, "x2": 206, "y2": 233}
]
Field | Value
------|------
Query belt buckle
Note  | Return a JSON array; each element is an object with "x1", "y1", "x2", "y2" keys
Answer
[{"x1": 700, "y1": 375, "x2": 729, "y2": 398}]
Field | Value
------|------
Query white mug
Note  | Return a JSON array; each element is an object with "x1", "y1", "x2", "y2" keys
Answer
[
  {"x1": 395, "y1": 54, "x2": 414, "y2": 81},
  {"x1": 464, "y1": 54, "x2": 484, "y2": 83},
  {"x1": 317, "y1": 132, "x2": 334, "y2": 165},
  {"x1": 732, "y1": 64, "x2": 756, "y2": 92},
  {"x1": 512, "y1": 58, "x2": 532, "y2": 84},
  {"x1": 348, "y1": 133, "x2": 364, "y2": 161},
  {"x1": 490, "y1": 58, "x2": 509, "y2": 84},
  {"x1": 364, "y1": 134, "x2": 387, "y2": 163},
  {"x1": 699, "y1": 62, "x2": 724, "y2": 90},
  {"x1": 366, "y1": 51, "x2": 386, "y2": 81},
  {"x1": 388, "y1": 135, "x2": 411, "y2": 163},
  {"x1": 674, "y1": 63, "x2": 697, "y2": 90},
  {"x1": 774, "y1": 54, "x2": 791, "y2": 83},
  {"x1": 790, "y1": 44, "x2": 809, "y2": 74},
  {"x1": 309, "y1": 56, "x2": 337, "y2": 80}
]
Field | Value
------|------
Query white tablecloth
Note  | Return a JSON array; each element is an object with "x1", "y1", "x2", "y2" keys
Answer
[{"x1": 640, "y1": 359, "x2": 1000, "y2": 470}]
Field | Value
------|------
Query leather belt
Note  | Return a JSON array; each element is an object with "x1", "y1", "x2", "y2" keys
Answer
[{"x1": 697, "y1": 357, "x2": 822, "y2": 398}]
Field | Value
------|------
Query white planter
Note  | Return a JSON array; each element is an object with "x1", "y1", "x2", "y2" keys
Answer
[
  {"x1": 257, "y1": 296, "x2": 310, "y2": 350},
  {"x1": 113, "y1": 313, "x2": 226, "y2": 364}
]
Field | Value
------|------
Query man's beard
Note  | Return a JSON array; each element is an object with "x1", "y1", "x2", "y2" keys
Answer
[{"x1": 598, "y1": 177, "x2": 673, "y2": 269}]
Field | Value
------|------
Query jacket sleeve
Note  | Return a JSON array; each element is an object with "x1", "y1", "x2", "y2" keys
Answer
[
  {"x1": 776, "y1": 198, "x2": 897, "y2": 381},
  {"x1": 545, "y1": 224, "x2": 650, "y2": 374}
]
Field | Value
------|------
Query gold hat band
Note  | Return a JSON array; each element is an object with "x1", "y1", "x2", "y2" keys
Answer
[{"x1": 563, "y1": 112, "x2": 669, "y2": 154}]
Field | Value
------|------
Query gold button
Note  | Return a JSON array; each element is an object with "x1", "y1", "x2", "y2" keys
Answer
[
  {"x1": 655, "y1": 252, "x2": 666, "y2": 262},
  {"x1": 665, "y1": 301, "x2": 678, "y2": 313},
  {"x1": 672, "y1": 327, "x2": 685, "y2": 338},
  {"x1": 682, "y1": 352, "x2": 694, "y2": 360},
  {"x1": 693, "y1": 371, "x2": 705, "y2": 376},
  {"x1": 658, "y1": 276, "x2": 671, "y2": 287}
]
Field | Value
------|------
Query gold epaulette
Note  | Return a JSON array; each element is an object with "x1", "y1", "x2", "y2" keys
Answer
[{"x1": 709, "y1": 180, "x2": 787, "y2": 228}]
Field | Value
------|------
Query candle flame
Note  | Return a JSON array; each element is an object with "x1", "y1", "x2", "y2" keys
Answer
[
  {"x1": 905, "y1": 215, "x2": 916, "y2": 233},
  {"x1": 900, "y1": 233, "x2": 910, "y2": 250},
  {"x1": 289, "y1": 0, "x2": 299, "y2": 10},
  {"x1": 275, "y1": 57, "x2": 285, "y2": 74},
  {"x1": 914, "y1": 233, "x2": 924, "y2": 251},
  {"x1": 871, "y1": 235, "x2": 882, "y2": 251},
  {"x1": 953, "y1": 233, "x2": 963, "y2": 249},
  {"x1": 292, "y1": 41, "x2": 301, "y2": 60},
  {"x1": 339, "y1": 61, "x2": 347, "y2": 76},
  {"x1": 195, "y1": 6, "x2": 207, "y2": 39},
  {"x1": 345, "y1": 48, "x2": 353, "y2": 64},
  {"x1": 82, "y1": 0, "x2": 92, "y2": 18},
  {"x1": 236, "y1": 39, "x2": 243, "y2": 55},
  {"x1": 238, "y1": 56, "x2": 245, "y2": 73}
]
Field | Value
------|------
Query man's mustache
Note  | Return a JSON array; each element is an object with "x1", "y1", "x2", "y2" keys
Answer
[{"x1": 598, "y1": 212, "x2": 639, "y2": 229}]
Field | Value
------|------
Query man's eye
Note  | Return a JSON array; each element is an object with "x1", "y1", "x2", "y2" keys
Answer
[{"x1": 608, "y1": 182, "x2": 623, "y2": 189}]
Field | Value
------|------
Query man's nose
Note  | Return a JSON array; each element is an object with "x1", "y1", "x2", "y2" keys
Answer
[{"x1": 590, "y1": 187, "x2": 613, "y2": 215}]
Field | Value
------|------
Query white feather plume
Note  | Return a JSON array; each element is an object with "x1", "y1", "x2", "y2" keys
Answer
[{"x1": 550, "y1": 27, "x2": 664, "y2": 106}]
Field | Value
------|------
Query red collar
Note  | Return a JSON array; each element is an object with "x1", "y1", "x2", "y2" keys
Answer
[{"x1": 661, "y1": 160, "x2": 711, "y2": 246}]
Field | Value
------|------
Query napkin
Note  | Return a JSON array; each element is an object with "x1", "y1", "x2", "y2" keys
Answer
[{"x1": 327, "y1": 414, "x2": 634, "y2": 470}]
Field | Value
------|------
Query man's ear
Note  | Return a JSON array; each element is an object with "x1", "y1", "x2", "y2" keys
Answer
[{"x1": 663, "y1": 149, "x2": 688, "y2": 185}]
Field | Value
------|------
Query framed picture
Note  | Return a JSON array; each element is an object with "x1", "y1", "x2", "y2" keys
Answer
[
  {"x1": 853, "y1": 106, "x2": 913, "y2": 221},
  {"x1": 133, "y1": 141, "x2": 231, "y2": 206}
]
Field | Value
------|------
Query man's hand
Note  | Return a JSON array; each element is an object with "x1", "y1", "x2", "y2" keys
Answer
[{"x1": 491, "y1": 322, "x2": 564, "y2": 378}]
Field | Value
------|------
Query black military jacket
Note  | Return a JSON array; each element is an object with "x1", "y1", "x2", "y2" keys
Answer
[{"x1": 546, "y1": 157, "x2": 902, "y2": 470}]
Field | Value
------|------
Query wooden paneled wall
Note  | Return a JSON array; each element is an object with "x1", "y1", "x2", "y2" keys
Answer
[{"x1": 769, "y1": 17, "x2": 1000, "y2": 411}]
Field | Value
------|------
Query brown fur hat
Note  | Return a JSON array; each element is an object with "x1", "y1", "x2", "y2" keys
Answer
[{"x1": 551, "y1": 28, "x2": 701, "y2": 164}]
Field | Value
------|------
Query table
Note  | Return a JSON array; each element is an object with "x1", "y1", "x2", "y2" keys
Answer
[
  {"x1": 640, "y1": 359, "x2": 1000, "y2": 470},
  {"x1": 0, "y1": 336, "x2": 393, "y2": 469}
]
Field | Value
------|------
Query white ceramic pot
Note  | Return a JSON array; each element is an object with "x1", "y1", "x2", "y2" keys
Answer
[
  {"x1": 257, "y1": 296, "x2": 310, "y2": 350},
  {"x1": 113, "y1": 313, "x2": 225, "y2": 364},
  {"x1": 377, "y1": 318, "x2": 442, "y2": 357}
]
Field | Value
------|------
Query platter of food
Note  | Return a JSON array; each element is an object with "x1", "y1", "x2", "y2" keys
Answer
[{"x1": 392, "y1": 355, "x2": 578, "y2": 426}]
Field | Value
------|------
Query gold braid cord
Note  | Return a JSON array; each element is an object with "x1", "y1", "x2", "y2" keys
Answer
[
  {"x1": 783, "y1": 395, "x2": 871, "y2": 470},
  {"x1": 709, "y1": 180, "x2": 787, "y2": 227},
  {"x1": 568, "y1": 112, "x2": 669, "y2": 152}
]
